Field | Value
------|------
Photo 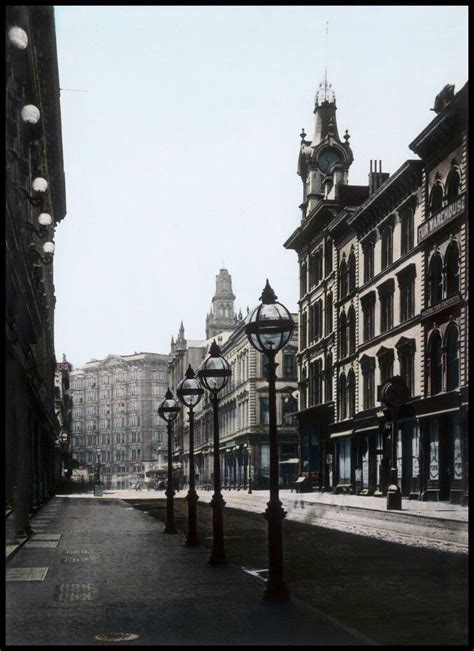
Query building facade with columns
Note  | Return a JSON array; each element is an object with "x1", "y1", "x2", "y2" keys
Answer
[
  {"x1": 6, "y1": 6, "x2": 67, "y2": 536},
  {"x1": 284, "y1": 79, "x2": 468, "y2": 503},
  {"x1": 69, "y1": 353, "x2": 169, "y2": 489}
]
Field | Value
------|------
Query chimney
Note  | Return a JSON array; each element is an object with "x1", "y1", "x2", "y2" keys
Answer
[{"x1": 368, "y1": 160, "x2": 389, "y2": 195}]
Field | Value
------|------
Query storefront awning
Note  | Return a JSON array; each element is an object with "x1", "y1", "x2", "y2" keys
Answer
[{"x1": 330, "y1": 430, "x2": 353, "y2": 439}]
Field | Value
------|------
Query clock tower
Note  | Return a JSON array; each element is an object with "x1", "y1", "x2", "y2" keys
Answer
[
  {"x1": 205, "y1": 268, "x2": 237, "y2": 340},
  {"x1": 297, "y1": 79, "x2": 354, "y2": 217}
]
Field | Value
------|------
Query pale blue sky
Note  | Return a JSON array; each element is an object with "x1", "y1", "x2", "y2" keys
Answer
[{"x1": 53, "y1": 5, "x2": 468, "y2": 368}]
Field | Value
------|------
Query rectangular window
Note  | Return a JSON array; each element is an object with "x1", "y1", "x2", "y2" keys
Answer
[
  {"x1": 363, "y1": 242, "x2": 374, "y2": 283},
  {"x1": 380, "y1": 291, "x2": 393, "y2": 333},
  {"x1": 259, "y1": 398, "x2": 269, "y2": 425},
  {"x1": 362, "y1": 301, "x2": 375, "y2": 342},
  {"x1": 363, "y1": 365, "x2": 375, "y2": 409},
  {"x1": 283, "y1": 353, "x2": 296, "y2": 378},
  {"x1": 400, "y1": 277, "x2": 415, "y2": 322},
  {"x1": 401, "y1": 211, "x2": 414, "y2": 255},
  {"x1": 381, "y1": 228, "x2": 393, "y2": 270}
]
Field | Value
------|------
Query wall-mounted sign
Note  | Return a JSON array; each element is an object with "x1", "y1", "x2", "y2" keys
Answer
[
  {"x1": 56, "y1": 362, "x2": 71, "y2": 372},
  {"x1": 418, "y1": 193, "x2": 465, "y2": 243}
]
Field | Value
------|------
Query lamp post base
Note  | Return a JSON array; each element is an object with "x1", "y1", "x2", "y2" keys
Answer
[
  {"x1": 209, "y1": 493, "x2": 227, "y2": 565},
  {"x1": 386, "y1": 469, "x2": 402, "y2": 510},
  {"x1": 163, "y1": 525, "x2": 178, "y2": 534},
  {"x1": 263, "y1": 580, "x2": 291, "y2": 603},
  {"x1": 185, "y1": 490, "x2": 199, "y2": 546}
]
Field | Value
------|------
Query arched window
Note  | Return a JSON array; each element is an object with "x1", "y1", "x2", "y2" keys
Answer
[
  {"x1": 446, "y1": 166, "x2": 461, "y2": 203},
  {"x1": 429, "y1": 181, "x2": 444, "y2": 215},
  {"x1": 429, "y1": 252, "x2": 443, "y2": 305},
  {"x1": 347, "y1": 369, "x2": 356, "y2": 417},
  {"x1": 445, "y1": 324, "x2": 460, "y2": 391},
  {"x1": 339, "y1": 311, "x2": 347, "y2": 358},
  {"x1": 347, "y1": 305, "x2": 356, "y2": 354},
  {"x1": 429, "y1": 331, "x2": 443, "y2": 395},
  {"x1": 445, "y1": 241, "x2": 460, "y2": 297},
  {"x1": 339, "y1": 258, "x2": 347, "y2": 298},
  {"x1": 348, "y1": 251, "x2": 356, "y2": 293},
  {"x1": 338, "y1": 372, "x2": 347, "y2": 420}
]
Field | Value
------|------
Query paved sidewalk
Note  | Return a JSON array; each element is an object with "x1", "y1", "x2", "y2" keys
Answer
[
  {"x1": 63, "y1": 488, "x2": 468, "y2": 554},
  {"x1": 6, "y1": 496, "x2": 374, "y2": 646}
]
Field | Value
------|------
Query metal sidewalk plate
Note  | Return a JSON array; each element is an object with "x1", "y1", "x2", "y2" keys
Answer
[{"x1": 6, "y1": 567, "x2": 49, "y2": 581}]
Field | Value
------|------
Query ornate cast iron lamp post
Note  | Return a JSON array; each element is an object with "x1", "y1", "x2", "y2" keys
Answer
[
  {"x1": 245, "y1": 280, "x2": 295, "y2": 602},
  {"x1": 380, "y1": 376, "x2": 410, "y2": 510},
  {"x1": 197, "y1": 341, "x2": 231, "y2": 564},
  {"x1": 158, "y1": 389, "x2": 180, "y2": 533},
  {"x1": 177, "y1": 365, "x2": 204, "y2": 546}
]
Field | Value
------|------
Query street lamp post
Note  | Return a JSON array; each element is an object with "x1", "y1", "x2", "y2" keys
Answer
[
  {"x1": 380, "y1": 376, "x2": 410, "y2": 511},
  {"x1": 93, "y1": 448, "x2": 103, "y2": 496},
  {"x1": 177, "y1": 365, "x2": 204, "y2": 546},
  {"x1": 197, "y1": 341, "x2": 231, "y2": 565},
  {"x1": 158, "y1": 389, "x2": 180, "y2": 534},
  {"x1": 245, "y1": 280, "x2": 295, "y2": 603}
]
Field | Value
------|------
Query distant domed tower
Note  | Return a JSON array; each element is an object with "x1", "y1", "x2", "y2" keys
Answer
[{"x1": 205, "y1": 269, "x2": 236, "y2": 339}]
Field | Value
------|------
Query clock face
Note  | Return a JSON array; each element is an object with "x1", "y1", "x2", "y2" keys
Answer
[{"x1": 318, "y1": 147, "x2": 342, "y2": 175}]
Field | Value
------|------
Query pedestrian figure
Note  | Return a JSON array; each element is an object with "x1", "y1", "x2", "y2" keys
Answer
[{"x1": 81, "y1": 476, "x2": 85, "y2": 493}]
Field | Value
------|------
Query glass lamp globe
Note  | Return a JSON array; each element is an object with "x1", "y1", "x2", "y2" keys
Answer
[
  {"x1": 157, "y1": 389, "x2": 180, "y2": 423},
  {"x1": 176, "y1": 365, "x2": 204, "y2": 408},
  {"x1": 245, "y1": 280, "x2": 295, "y2": 354},
  {"x1": 38, "y1": 213, "x2": 53, "y2": 226},
  {"x1": 43, "y1": 241, "x2": 55, "y2": 254},
  {"x1": 21, "y1": 104, "x2": 41, "y2": 124},
  {"x1": 8, "y1": 26, "x2": 28, "y2": 49},
  {"x1": 197, "y1": 341, "x2": 231, "y2": 394},
  {"x1": 32, "y1": 177, "x2": 48, "y2": 192}
]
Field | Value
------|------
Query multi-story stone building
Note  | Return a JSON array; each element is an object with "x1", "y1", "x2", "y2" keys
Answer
[
  {"x1": 69, "y1": 353, "x2": 169, "y2": 489},
  {"x1": 284, "y1": 80, "x2": 370, "y2": 489},
  {"x1": 284, "y1": 78, "x2": 468, "y2": 504},
  {"x1": 408, "y1": 82, "x2": 468, "y2": 504},
  {"x1": 169, "y1": 269, "x2": 299, "y2": 489},
  {"x1": 6, "y1": 6, "x2": 67, "y2": 535}
]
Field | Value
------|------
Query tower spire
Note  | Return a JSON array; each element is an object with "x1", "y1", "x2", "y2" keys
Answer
[{"x1": 324, "y1": 21, "x2": 328, "y2": 90}]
